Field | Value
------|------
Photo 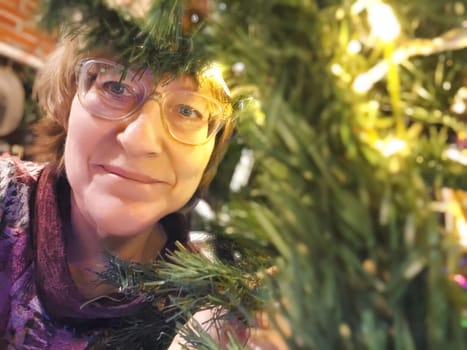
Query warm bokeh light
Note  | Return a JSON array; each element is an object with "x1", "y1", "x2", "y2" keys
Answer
[
  {"x1": 374, "y1": 136, "x2": 407, "y2": 157},
  {"x1": 367, "y1": 2, "x2": 401, "y2": 42}
]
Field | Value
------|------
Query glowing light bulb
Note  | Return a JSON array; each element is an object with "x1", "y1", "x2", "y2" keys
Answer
[
  {"x1": 444, "y1": 147, "x2": 467, "y2": 166},
  {"x1": 335, "y1": 8, "x2": 345, "y2": 20},
  {"x1": 368, "y1": 100, "x2": 380, "y2": 110},
  {"x1": 232, "y1": 62, "x2": 245, "y2": 74},
  {"x1": 367, "y1": 2, "x2": 401, "y2": 42},
  {"x1": 374, "y1": 137, "x2": 407, "y2": 157},
  {"x1": 451, "y1": 87, "x2": 467, "y2": 114},
  {"x1": 331, "y1": 63, "x2": 344, "y2": 76},
  {"x1": 347, "y1": 40, "x2": 362, "y2": 54},
  {"x1": 457, "y1": 220, "x2": 467, "y2": 248},
  {"x1": 352, "y1": 60, "x2": 388, "y2": 93},
  {"x1": 452, "y1": 101, "x2": 466, "y2": 114},
  {"x1": 353, "y1": 74, "x2": 373, "y2": 93}
]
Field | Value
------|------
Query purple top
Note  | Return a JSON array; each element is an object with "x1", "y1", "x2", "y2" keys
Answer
[{"x1": 0, "y1": 156, "x2": 189, "y2": 349}]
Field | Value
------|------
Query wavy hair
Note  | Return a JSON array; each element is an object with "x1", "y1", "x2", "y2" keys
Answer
[{"x1": 32, "y1": 36, "x2": 235, "y2": 196}]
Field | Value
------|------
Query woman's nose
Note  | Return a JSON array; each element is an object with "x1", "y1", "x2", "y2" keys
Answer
[{"x1": 116, "y1": 100, "x2": 165, "y2": 156}]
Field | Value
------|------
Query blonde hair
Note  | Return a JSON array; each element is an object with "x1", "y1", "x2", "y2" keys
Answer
[{"x1": 32, "y1": 37, "x2": 235, "y2": 194}]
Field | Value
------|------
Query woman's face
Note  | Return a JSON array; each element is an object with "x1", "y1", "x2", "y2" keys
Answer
[{"x1": 64, "y1": 61, "x2": 218, "y2": 238}]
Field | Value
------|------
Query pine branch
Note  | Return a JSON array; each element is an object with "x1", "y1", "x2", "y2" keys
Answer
[
  {"x1": 99, "y1": 243, "x2": 267, "y2": 322},
  {"x1": 37, "y1": 0, "x2": 207, "y2": 74}
]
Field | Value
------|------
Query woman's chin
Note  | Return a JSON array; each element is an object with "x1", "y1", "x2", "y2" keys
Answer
[
  {"x1": 86, "y1": 199, "x2": 161, "y2": 238},
  {"x1": 94, "y1": 218, "x2": 152, "y2": 239}
]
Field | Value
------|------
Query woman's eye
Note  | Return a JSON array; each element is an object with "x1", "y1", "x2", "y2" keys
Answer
[
  {"x1": 103, "y1": 81, "x2": 130, "y2": 96},
  {"x1": 177, "y1": 104, "x2": 203, "y2": 119}
]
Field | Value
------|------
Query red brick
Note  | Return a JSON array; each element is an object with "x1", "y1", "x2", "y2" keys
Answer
[
  {"x1": 21, "y1": 0, "x2": 39, "y2": 14},
  {"x1": 0, "y1": 23, "x2": 38, "y2": 51},
  {"x1": 0, "y1": 10, "x2": 18, "y2": 29},
  {"x1": 22, "y1": 24, "x2": 56, "y2": 43},
  {"x1": 0, "y1": 1, "x2": 19, "y2": 15},
  {"x1": 0, "y1": 1, "x2": 26, "y2": 20}
]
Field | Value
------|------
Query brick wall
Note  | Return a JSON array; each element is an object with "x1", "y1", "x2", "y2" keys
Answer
[{"x1": 0, "y1": 0, "x2": 56, "y2": 68}]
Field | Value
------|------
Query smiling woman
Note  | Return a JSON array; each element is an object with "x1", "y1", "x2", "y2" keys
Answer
[
  {"x1": 64, "y1": 57, "x2": 219, "y2": 242},
  {"x1": 0, "y1": 1, "x2": 236, "y2": 347}
]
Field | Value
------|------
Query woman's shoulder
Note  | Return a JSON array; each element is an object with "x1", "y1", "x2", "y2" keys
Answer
[
  {"x1": 0, "y1": 154, "x2": 44, "y2": 184},
  {"x1": 0, "y1": 154, "x2": 45, "y2": 228}
]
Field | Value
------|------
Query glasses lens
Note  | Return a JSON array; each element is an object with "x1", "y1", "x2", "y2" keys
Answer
[
  {"x1": 77, "y1": 59, "x2": 147, "y2": 120},
  {"x1": 76, "y1": 59, "x2": 225, "y2": 145},
  {"x1": 162, "y1": 91, "x2": 223, "y2": 144}
]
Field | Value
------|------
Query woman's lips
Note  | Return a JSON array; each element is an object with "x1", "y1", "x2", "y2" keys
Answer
[{"x1": 99, "y1": 164, "x2": 162, "y2": 184}]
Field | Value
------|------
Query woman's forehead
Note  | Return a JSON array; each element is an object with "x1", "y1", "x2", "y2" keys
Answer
[
  {"x1": 157, "y1": 73, "x2": 198, "y2": 91},
  {"x1": 100, "y1": 61, "x2": 198, "y2": 91},
  {"x1": 86, "y1": 54, "x2": 227, "y2": 98},
  {"x1": 136, "y1": 69, "x2": 219, "y2": 96}
]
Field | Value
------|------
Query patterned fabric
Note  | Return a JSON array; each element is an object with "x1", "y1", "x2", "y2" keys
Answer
[{"x1": 0, "y1": 156, "x2": 188, "y2": 349}]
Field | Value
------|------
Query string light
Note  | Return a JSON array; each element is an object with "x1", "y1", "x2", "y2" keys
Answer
[
  {"x1": 347, "y1": 39, "x2": 362, "y2": 54},
  {"x1": 456, "y1": 219, "x2": 467, "y2": 248},
  {"x1": 444, "y1": 147, "x2": 467, "y2": 166},
  {"x1": 441, "y1": 188, "x2": 467, "y2": 264},
  {"x1": 352, "y1": 62, "x2": 388, "y2": 93},
  {"x1": 331, "y1": 63, "x2": 344, "y2": 76},
  {"x1": 451, "y1": 87, "x2": 467, "y2": 114},
  {"x1": 452, "y1": 101, "x2": 466, "y2": 115},
  {"x1": 440, "y1": 186, "x2": 467, "y2": 249},
  {"x1": 353, "y1": 27, "x2": 467, "y2": 93},
  {"x1": 330, "y1": 63, "x2": 352, "y2": 82},
  {"x1": 367, "y1": 2, "x2": 401, "y2": 42},
  {"x1": 232, "y1": 62, "x2": 246, "y2": 74},
  {"x1": 373, "y1": 136, "x2": 407, "y2": 157}
]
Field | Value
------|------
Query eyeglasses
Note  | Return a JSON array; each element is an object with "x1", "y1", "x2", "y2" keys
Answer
[{"x1": 75, "y1": 58, "x2": 226, "y2": 145}]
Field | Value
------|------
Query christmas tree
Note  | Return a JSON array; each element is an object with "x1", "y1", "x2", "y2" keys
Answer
[
  {"x1": 186, "y1": 0, "x2": 467, "y2": 348},
  {"x1": 36, "y1": 0, "x2": 467, "y2": 348}
]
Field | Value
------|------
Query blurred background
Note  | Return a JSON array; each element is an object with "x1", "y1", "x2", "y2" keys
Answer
[{"x1": 0, "y1": 0, "x2": 56, "y2": 158}]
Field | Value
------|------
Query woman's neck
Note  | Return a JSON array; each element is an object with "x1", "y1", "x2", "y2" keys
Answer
[{"x1": 66, "y1": 194, "x2": 167, "y2": 299}]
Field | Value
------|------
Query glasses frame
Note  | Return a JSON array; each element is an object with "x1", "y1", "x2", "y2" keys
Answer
[{"x1": 74, "y1": 58, "x2": 226, "y2": 146}]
